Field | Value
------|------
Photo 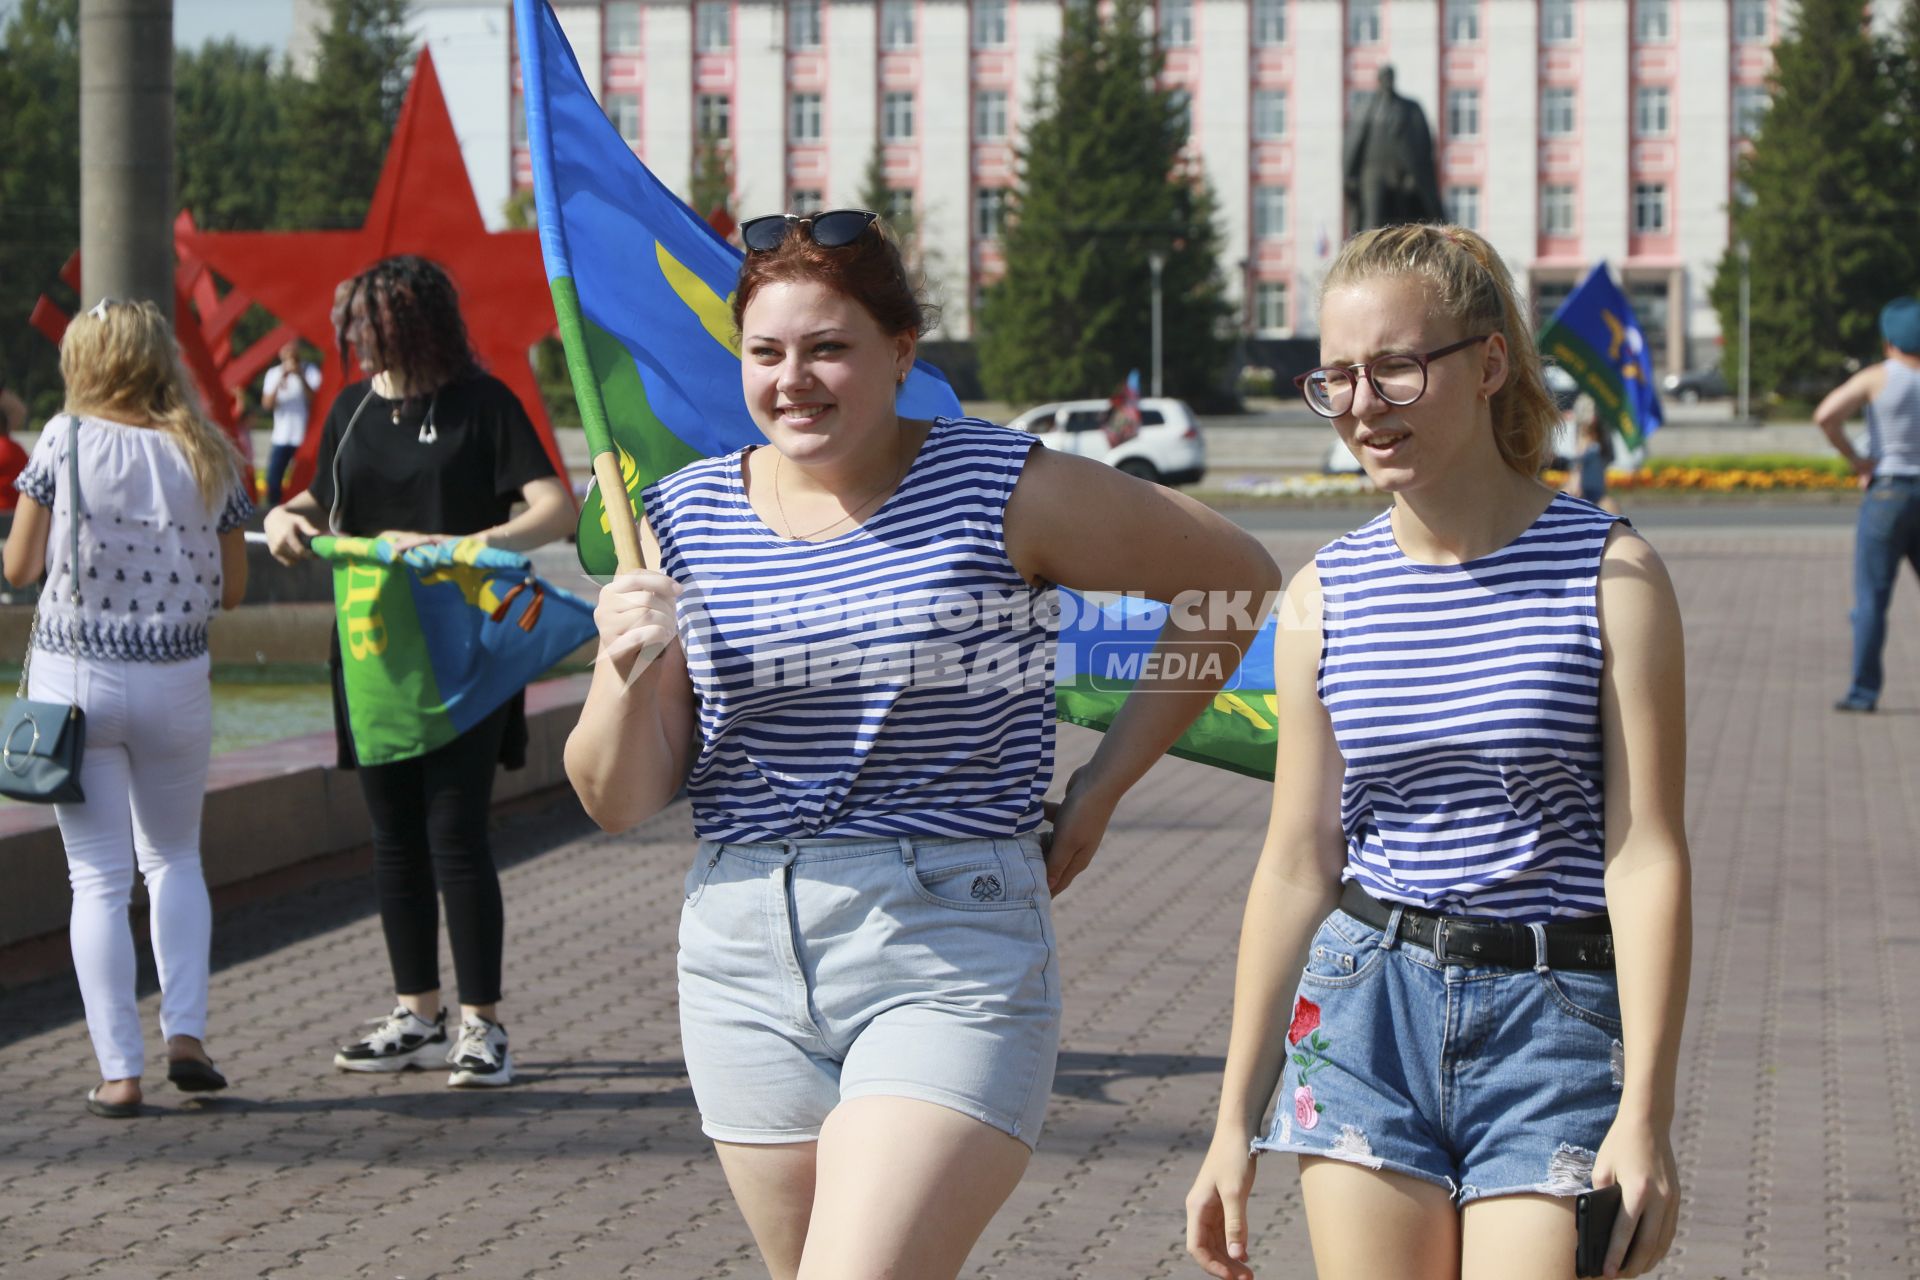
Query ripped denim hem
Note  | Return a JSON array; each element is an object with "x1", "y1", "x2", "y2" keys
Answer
[{"x1": 1251, "y1": 1134, "x2": 1456, "y2": 1197}]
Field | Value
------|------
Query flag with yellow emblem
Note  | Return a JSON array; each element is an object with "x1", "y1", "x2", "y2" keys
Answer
[
  {"x1": 1537, "y1": 262, "x2": 1665, "y2": 451},
  {"x1": 515, "y1": 0, "x2": 1280, "y2": 780}
]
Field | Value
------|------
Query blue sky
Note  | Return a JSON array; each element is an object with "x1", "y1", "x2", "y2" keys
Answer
[{"x1": 0, "y1": 1, "x2": 294, "y2": 52}]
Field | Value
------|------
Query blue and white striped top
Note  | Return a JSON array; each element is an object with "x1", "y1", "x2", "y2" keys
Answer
[
  {"x1": 642, "y1": 417, "x2": 1057, "y2": 843},
  {"x1": 1316, "y1": 494, "x2": 1623, "y2": 922},
  {"x1": 1867, "y1": 361, "x2": 1920, "y2": 478}
]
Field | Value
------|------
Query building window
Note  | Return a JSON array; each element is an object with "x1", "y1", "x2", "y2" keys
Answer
[
  {"x1": 790, "y1": 91, "x2": 821, "y2": 141},
  {"x1": 697, "y1": 93, "x2": 730, "y2": 139},
  {"x1": 1159, "y1": 0, "x2": 1193, "y2": 47},
  {"x1": 696, "y1": 0, "x2": 730, "y2": 50},
  {"x1": 1445, "y1": 0, "x2": 1478, "y2": 43},
  {"x1": 1253, "y1": 185, "x2": 1286, "y2": 239},
  {"x1": 975, "y1": 88, "x2": 1007, "y2": 140},
  {"x1": 787, "y1": 0, "x2": 821, "y2": 48},
  {"x1": 1253, "y1": 89, "x2": 1286, "y2": 140},
  {"x1": 1634, "y1": 85, "x2": 1670, "y2": 137},
  {"x1": 1634, "y1": 182, "x2": 1668, "y2": 233},
  {"x1": 882, "y1": 90, "x2": 915, "y2": 142},
  {"x1": 881, "y1": 0, "x2": 915, "y2": 49},
  {"x1": 1541, "y1": 183, "x2": 1576, "y2": 236},
  {"x1": 1167, "y1": 89, "x2": 1191, "y2": 140},
  {"x1": 1348, "y1": 0, "x2": 1380, "y2": 44},
  {"x1": 1734, "y1": 84, "x2": 1769, "y2": 138},
  {"x1": 1253, "y1": 0, "x2": 1285, "y2": 45},
  {"x1": 1444, "y1": 185, "x2": 1480, "y2": 231},
  {"x1": 1541, "y1": 86, "x2": 1575, "y2": 138},
  {"x1": 1541, "y1": 0, "x2": 1574, "y2": 44},
  {"x1": 973, "y1": 0, "x2": 1007, "y2": 47},
  {"x1": 1255, "y1": 281, "x2": 1289, "y2": 334},
  {"x1": 791, "y1": 189, "x2": 823, "y2": 215},
  {"x1": 975, "y1": 187, "x2": 1007, "y2": 239},
  {"x1": 886, "y1": 188, "x2": 914, "y2": 222},
  {"x1": 606, "y1": 1, "x2": 641, "y2": 51},
  {"x1": 1733, "y1": 0, "x2": 1767, "y2": 42},
  {"x1": 606, "y1": 92, "x2": 640, "y2": 144},
  {"x1": 1446, "y1": 88, "x2": 1479, "y2": 139},
  {"x1": 1634, "y1": 0, "x2": 1669, "y2": 41}
]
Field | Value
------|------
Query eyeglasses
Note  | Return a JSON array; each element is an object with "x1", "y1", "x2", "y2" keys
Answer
[
  {"x1": 1293, "y1": 334, "x2": 1492, "y2": 419},
  {"x1": 740, "y1": 209, "x2": 880, "y2": 253}
]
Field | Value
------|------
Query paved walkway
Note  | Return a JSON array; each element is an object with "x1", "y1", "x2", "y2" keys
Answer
[{"x1": 3, "y1": 514, "x2": 1919, "y2": 1278}]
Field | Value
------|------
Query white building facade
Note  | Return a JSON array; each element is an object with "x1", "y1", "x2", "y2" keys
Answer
[{"x1": 391, "y1": 0, "x2": 1904, "y2": 369}]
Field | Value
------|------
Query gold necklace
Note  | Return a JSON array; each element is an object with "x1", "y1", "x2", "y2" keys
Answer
[{"x1": 771, "y1": 426, "x2": 905, "y2": 541}]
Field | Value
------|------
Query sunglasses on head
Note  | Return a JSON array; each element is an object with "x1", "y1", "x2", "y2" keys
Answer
[{"x1": 740, "y1": 208, "x2": 880, "y2": 253}]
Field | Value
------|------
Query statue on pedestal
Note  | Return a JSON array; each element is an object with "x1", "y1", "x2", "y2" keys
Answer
[{"x1": 1342, "y1": 66, "x2": 1444, "y2": 235}]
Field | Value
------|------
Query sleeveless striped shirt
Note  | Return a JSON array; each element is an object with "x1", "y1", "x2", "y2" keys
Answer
[
  {"x1": 1315, "y1": 494, "x2": 1623, "y2": 922},
  {"x1": 642, "y1": 417, "x2": 1057, "y2": 842},
  {"x1": 1866, "y1": 361, "x2": 1920, "y2": 477}
]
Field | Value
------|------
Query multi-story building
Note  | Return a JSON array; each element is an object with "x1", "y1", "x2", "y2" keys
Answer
[{"x1": 369, "y1": 0, "x2": 1902, "y2": 373}]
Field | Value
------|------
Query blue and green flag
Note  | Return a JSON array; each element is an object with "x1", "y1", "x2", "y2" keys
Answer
[
  {"x1": 513, "y1": 0, "x2": 1278, "y2": 780},
  {"x1": 1537, "y1": 262, "x2": 1665, "y2": 452},
  {"x1": 316, "y1": 536, "x2": 596, "y2": 766}
]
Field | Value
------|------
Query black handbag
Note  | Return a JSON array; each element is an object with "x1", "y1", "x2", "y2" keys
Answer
[{"x1": 0, "y1": 415, "x2": 86, "y2": 804}]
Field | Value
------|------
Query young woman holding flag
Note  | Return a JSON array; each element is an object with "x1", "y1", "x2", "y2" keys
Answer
[
  {"x1": 566, "y1": 210, "x2": 1281, "y2": 1280},
  {"x1": 1183, "y1": 224, "x2": 1691, "y2": 1280}
]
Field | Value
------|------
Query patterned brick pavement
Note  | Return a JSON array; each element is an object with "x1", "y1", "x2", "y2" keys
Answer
[{"x1": 1, "y1": 513, "x2": 1917, "y2": 1277}]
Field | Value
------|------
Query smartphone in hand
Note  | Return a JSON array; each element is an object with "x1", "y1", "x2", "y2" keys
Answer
[{"x1": 1575, "y1": 1182, "x2": 1624, "y2": 1278}]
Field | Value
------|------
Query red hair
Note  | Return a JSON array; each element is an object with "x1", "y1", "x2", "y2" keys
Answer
[{"x1": 731, "y1": 219, "x2": 935, "y2": 340}]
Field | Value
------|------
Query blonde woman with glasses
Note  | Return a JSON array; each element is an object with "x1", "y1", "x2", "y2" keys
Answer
[{"x1": 3, "y1": 299, "x2": 253, "y2": 1118}]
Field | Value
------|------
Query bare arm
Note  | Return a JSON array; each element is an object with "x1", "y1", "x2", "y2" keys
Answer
[
  {"x1": 563, "y1": 513, "x2": 698, "y2": 832},
  {"x1": 264, "y1": 488, "x2": 326, "y2": 563},
  {"x1": 1006, "y1": 446, "x2": 1285, "y2": 892},
  {"x1": 2, "y1": 496, "x2": 49, "y2": 587},
  {"x1": 0, "y1": 387, "x2": 25, "y2": 436},
  {"x1": 219, "y1": 529, "x2": 249, "y2": 611},
  {"x1": 477, "y1": 475, "x2": 575, "y2": 552},
  {"x1": 1186, "y1": 565, "x2": 1347, "y2": 1278},
  {"x1": 1813, "y1": 366, "x2": 1882, "y2": 478},
  {"x1": 1591, "y1": 524, "x2": 1692, "y2": 1278}
]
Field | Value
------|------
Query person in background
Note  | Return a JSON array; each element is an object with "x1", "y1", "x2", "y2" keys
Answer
[
  {"x1": 1, "y1": 299, "x2": 253, "y2": 1118},
  {"x1": 260, "y1": 341, "x2": 321, "y2": 508},
  {"x1": 1815, "y1": 296, "x2": 1920, "y2": 714},
  {"x1": 1562, "y1": 394, "x2": 1620, "y2": 515},
  {"x1": 262, "y1": 255, "x2": 573, "y2": 1088}
]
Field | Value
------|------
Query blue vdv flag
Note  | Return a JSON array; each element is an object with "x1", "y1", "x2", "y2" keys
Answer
[{"x1": 1537, "y1": 262, "x2": 1665, "y2": 450}]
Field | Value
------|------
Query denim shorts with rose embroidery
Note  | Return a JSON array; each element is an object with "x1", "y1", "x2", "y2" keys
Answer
[{"x1": 1249, "y1": 904, "x2": 1624, "y2": 1204}]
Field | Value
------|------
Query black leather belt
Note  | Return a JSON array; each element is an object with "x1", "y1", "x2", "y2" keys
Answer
[{"x1": 1337, "y1": 882, "x2": 1615, "y2": 971}]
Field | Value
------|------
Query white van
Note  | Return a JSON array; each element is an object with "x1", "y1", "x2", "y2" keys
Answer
[{"x1": 1004, "y1": 397, "x2": 1208, "y2": 486}]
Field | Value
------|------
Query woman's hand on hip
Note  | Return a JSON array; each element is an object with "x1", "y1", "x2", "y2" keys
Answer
[
  {"x1": 1591, "y1": 1113, "x2": 1680, "y2": 1277},
  {"x1": 1185, "y1": 1130, "x2": 1259, "y2": 1278},
  {"x1": 263, "y1": 505, "x2": 319, "y2": 565},
  {"x1": 1040, "y1": 763, "x2": 1121, "y2": 897},
  {"x1": 595, "y1": 570, "x2": 682, "y2": 686}
]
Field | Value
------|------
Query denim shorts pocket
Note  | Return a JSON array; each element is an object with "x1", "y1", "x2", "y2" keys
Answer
[
  {"x1": 683, "y1": 847, "x2": 723, "y2": 907},
  {"x1": 1539, "y1": 968, "x2": 1623, "y2": 1035},
  {"x1": 902, "y1": 841, "x2": 1033, "y2": 913},
  {"x1": 1299, "y1": 910, "x2": 1386, "y2": 986}
]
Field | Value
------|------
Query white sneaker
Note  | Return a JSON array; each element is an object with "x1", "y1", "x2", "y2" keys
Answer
[
  {"x1": 446, "y1": 1014, "x2": 513, "y2": 1088},
  {"x1": 333, "y1": 1006, "x2": 448, "y2": 1072}
]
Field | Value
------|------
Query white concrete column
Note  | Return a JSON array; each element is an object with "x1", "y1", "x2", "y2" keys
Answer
[
  {"x1": 921, "y1": 0, "x2": 971, "y2": 336},
  {"x1": 554, "y1": 1, "x2": 605, "y2": 97},
  {"x1": 1580, "y1": 0, "x2": 1629, "y2": 265},
  {"x1": 1675, "y1": 0, "x2": 1730, "y2": 347},
  {"x1": 415, "y1": 6, "x2": 514, "y2": 229},
  {"x1": 1392, "y1": 0, "x2": 1441, "y2": 143},
  {"x1": 735, "y1": 0, "x2": 788, "y2": 216},
  {"x1": 1196, "y1": 0, "x2": 1249, "y2": 313},
  {"x1": 1293, "y1": 0, "x2": 1344, "y2": 329},
  {"x1": 1482, "y1": 0, "x2": 1537, "y2": 284},
  {"x1": 826, "y1": 0, "x2": 878, "y2": 203},
  {"x1": 644, "y1": 0, "x2": 694, "y2": 201},
  {"x1": 1011, "y1": 0, "x2": 1060, "y2": 132}
]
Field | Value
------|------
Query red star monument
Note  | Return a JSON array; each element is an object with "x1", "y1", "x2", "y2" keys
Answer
[{"x1": 179, "y1": 48, "x2": 568, "y2": 499}]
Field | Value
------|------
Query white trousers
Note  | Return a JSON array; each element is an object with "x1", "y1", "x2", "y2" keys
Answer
[{"x1": 30, "y1": 650, "x2": 214, "y2": 1080}]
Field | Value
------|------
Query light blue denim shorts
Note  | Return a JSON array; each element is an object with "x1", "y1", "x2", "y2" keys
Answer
[
  {"x1": 1250, "y1": 905, "x2": 1624, "y2": 1204},
  {"x1": 676, "y1": 833, "x2": 1062, "y2": 1148}
]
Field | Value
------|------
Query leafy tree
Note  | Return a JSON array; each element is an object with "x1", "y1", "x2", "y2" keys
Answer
[
  {"x1": 0, "y1": 0, "x2": 79, "y2": 419},
  {"x1": 688, "y1": 132, "x2": 732, "y2": 225},
  {"x1": 175, "y1": 39, "x2": 289, "y2": 233},
  {"x1": 976, "y1": 0, "x2": 1232, "y2": 407},
  {"x1": 277, "y1": 0, "x2": 414, "y2": 230},
  {"x1": 1707, "y1": 0, "x2": 1920, "y2": 401},
  {"x1": 856, "y1": 141, "x2": 916, "y2": 257},
  {"x1": 503, "y1": 187, "x2": 580, "y2": 429}
]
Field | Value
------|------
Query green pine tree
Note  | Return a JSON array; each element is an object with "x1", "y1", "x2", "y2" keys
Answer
[
  {"x1": 175, "y1": 39, "x2": 289, "y2": 233},
  {"x1": 276, "y1": 0, "x2": 414, "y2": 230},
  {"x1": 689, "y1": 133, "x2": 733, "y2": 225},
  {"x1": 976, "y1": 0, "x2": 1233, "y2": 407},
  {"x1": 1707, "y1": 0, "x2": 1920, "y2": 402},
  {"x1": 0, "y1": 0, "x2": 79, "y2": 419},
  {"x1": 856, "y1": 141, "x2": 917, "y2": 258}
]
